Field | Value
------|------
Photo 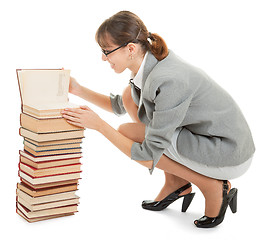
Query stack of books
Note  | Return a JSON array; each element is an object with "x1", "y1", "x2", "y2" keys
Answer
[{"x1": 16, "y1": 69, "x2": 85, "y2": 222}]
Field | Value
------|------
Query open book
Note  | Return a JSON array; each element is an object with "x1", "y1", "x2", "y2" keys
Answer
[{"x1": 17, "y1": 69, "x2": 78, "y2": 118}]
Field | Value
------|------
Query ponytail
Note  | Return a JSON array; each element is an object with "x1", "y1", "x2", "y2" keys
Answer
[{"x1": 147, "y1": 32, "x2": 168, "y2": 61}]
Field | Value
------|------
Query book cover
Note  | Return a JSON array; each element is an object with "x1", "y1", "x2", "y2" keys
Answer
[
  {"x1": 16, "y1": 207, "x2": 74, "y2": 223},
  {"x1": 20, "y1": 113, "x2": 83, "y2": 133},
  {"x1": 16, "y1": 202, "x2": 78, "y2": 219},
  {"x1": 24, "y1": 145, "x2": 82, "y2": 157},
  {"x1": 20, "y1": 178, "x2": 79, "y2": 190},
  {"x1": 20, "y1": 155, "x2": 81, "y2": 169},
  {"x1": 17, "y1": 182, "x2": 78, "y2": 197},
  {"x1": 20, "y1": 150, "x2": 82, "y2": 162},
  {"x1": 17, "y1": 189, "x2": 78, "y2": 205},
  {"x1": 20, "y1": 127, "x2": 84, "y2": 142},
  {"x1": 19, "y1": 171, "x2": 81, "y2": 185},
  {"x1": 19, "y1": 162, "x2": 82, "y2": 177}
]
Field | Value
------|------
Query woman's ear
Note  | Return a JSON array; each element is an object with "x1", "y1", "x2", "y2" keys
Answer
[{"x1": 127, "y1": 43, "x2": 137, "y2": 55}]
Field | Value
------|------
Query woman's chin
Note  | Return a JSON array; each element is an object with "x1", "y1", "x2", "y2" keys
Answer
[{"x1": 113, "y1": 67, "x2": 125, "y2": 74}]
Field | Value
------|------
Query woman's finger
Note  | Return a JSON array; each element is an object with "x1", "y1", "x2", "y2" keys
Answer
[
  {"x1": 63, "y1": 108, "x2": 83, "y2": 114},
  {"x1": 62, "y1": 110, "x2": 81, "y2": 118},
  {"x1": 62, "y1": 114, "x2": 79, "y2": 122},
  {"x1": 80, "y1": 105, "x2": 90, "y2": 110},
  {"x1": 65, "y1": 119, "x2": 83, "y2": 127}
]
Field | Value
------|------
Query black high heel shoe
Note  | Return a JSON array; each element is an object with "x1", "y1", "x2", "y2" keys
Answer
[
  {"x1": 194, "y1": 180, "x2": 238, "y2": 228},
  {"x1": 142, "y1": 183, "x2": 195, "y2": 212}
]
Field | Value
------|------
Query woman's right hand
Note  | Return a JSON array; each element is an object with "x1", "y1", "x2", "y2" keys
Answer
[{"x1": 69, "y1": 76, "x2": 81, "y2": 96}]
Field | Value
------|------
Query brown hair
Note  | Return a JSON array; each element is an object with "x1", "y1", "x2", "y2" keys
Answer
[{"x1": 95, "y1": 11, "x2": 168, "y2": 61}]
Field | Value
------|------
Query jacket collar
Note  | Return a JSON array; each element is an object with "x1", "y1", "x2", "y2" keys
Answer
[{"x1": 141, "y1": 51, "x2": 158, "y2": 89}]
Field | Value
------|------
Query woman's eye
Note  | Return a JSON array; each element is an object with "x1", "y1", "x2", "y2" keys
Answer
[{"x1": 102, "y1": 49, "x2": 110, "y2": 55}]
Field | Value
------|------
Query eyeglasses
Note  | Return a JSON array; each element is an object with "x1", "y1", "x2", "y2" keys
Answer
[{"x1": 101, "y1": 42, "x2": 130, "y2": 57}]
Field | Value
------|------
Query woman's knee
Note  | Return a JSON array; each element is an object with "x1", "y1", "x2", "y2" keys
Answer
[
  {"x1": 117, "y1": 122, "x2": 145, "y2": 142},
  {"x1": 117, "y1": 123, "x2": 130, "y2": 137}
]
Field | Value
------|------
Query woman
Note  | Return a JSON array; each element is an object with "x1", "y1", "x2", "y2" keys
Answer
[{"x1": 62, "y1": 11, "x2": 255, "y2": 228}]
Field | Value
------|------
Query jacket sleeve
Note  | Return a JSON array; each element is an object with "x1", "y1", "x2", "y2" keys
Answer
[
  {"x1": 110, "y1": 93, "x2": 127, "y2": 116},
  {"x1": 131, "y1": 78, "x2": 193, "y2": 174}
]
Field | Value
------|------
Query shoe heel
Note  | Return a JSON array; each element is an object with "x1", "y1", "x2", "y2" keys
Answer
[
  {"x1": 229, "y1": 189, "x2": 238, "y2": 213},
  {"x1": 181, "y1": 192, "x2": 195, "y2": 212}
]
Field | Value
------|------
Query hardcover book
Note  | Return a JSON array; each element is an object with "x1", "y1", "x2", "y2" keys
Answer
[
  {"x1": 20, "y1": 155, "x2": 81, "y2": 169},
  {"x1": 20, "y1": 178, "x2": 79, "y2": 190},
  {"x1": 17, "y1": 202, "x2": 78, "y2": 220},
  {"x1": 17, "y1": 182, "x2": 78, "y2": 197},
  {"x1": 20, "y1": 113, "x2": 83, "y2": 133},
  {"x1": 16, "y1": 69, "x2": 78, "y2": 119},
  {"x1": 19, "y1": 150, "x2": 82, "y2": 163},
  {"x1": 19, "y1": 171, "x2": 81, "y2": 185},
  {"x1": 19, "y1": 162, "x2": 82, "y2": 177},
  {"x1": 20, "y1": 127, "x2": 84, "y2": 142}
]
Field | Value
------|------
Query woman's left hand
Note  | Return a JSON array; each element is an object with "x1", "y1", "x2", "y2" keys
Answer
[{"x1": 61, "y1": 106, "x2": 103, "y2": 131}]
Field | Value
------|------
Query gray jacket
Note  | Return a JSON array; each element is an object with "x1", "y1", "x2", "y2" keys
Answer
[{"x1": 110, "y1": 50, "x2": 255, "y2": 174}]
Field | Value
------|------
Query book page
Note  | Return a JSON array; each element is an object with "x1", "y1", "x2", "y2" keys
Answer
[
  {"x1": 18, "y1": 69, "x2": 71, "y2": 107},
  {"x1": 26, "y1": 102, "x2": 78, "y2": 110}
]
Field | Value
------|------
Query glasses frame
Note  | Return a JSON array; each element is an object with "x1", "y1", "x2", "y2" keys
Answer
[{"x1": 101, "y1": 41, "x2": 136, "y2": 57}]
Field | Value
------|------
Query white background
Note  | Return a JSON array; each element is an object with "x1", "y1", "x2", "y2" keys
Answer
[{"x1": 0, "y1": 0, "x2": 264, "y2": 239}]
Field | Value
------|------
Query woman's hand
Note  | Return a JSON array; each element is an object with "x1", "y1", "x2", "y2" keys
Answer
[
  {"x1": 61, "y1": 106, "x2": 103, "y2": 131},
  {"x1": 69, "y1": 76, "x2": 82, "y2": 96}
]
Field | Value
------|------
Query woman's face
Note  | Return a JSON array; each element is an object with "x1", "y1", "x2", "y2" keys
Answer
[{"x1": 101, "y1": 43, "x2": 131, "y2": 73}]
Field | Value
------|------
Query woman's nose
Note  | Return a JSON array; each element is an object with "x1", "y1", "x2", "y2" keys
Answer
[{"x1": 102, "y1": 53, "x2": 108, "y2": 61}]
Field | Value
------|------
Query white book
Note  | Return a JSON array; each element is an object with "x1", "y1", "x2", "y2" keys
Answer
[
  {"x1": 19, "y1": 171, "x2": 81, "y2": 185},
  {"x1": 17, "y1": 69, "x2": 78, "y2": 119},
  {"x1": 17, "y1": 197, "x2": 80, "y2": 211},
  {"x1": 17, "y1": 202, "x2": 78, "y2": 219},
  {"x1": 17, "y1": 189, "x2": 78, "y2": 204}
]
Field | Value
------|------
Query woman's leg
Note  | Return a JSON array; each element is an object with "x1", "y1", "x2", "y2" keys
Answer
[
  {"x1": 122, "y1": 85, "x2": 141, "y2": 123},
  {"x1": 155, "y1": 172, "x2": 191, "y2": 201},
  {"x1": 118, "y1": 122, "x2": 230, "y2": 218},
  {"x1": 118, "y1": 122, "x2": 192, "y2": 200},
  {"x1": 155, "y1": 155, "x2": 228, "y2": 217},
  {"x1": 121, "y1": 86, "x2": 192, "y2": 200}
]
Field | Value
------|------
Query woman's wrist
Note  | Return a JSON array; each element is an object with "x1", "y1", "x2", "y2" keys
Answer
[
  {"x1": 97, "y1": 118, "x2": 108, "y2": 134},
  {"x1": 72, "y1": 84, "x2": 84, "y2": 97}
]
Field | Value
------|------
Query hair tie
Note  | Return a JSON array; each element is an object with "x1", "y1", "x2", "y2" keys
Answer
[{"x1": 148, "y1": 32, "x2": 155, "y2": 41}]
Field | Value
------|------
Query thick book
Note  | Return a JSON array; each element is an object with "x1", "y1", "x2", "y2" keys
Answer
[
  {"x1": 20, "y1": 150, "x2": 82, "y2": 163},
  {"x1": 16, "y1": 69, "x2": 79, "y2": 119},
  {"x1": 17, "y1": 197, "x2": 80, "y2": 211},
  {"x1": 24, "y1": 145, "x2": 82, "y2": 157},
  {"x1": 17, "y1": 182, "x2": 78, "y2": 197},
  {"x1": 19, "y1": 171, "x2": 81, "y2": 185},
  {"x1": 19, "y1": 162, "x2": 82, "y2": 177},
  {"x1": 16, "y1": 202, "x2": 78, "y2": 220},
  {"x1": 20, "y1": 154, "x2": 81, "y2": 169},
  {"x1": 20, "y1": 127, "x2": 84, "y2": 142},
  {"x1": 16, "y1": 189, "x2": 78, "y2": 205},
  {"x1": 16, "y1": 207, "x2": 74, "y2": 223},
  {"x1": 24, "y1": 139, "x2": 81, "y2": 152},
  {"x1": 21, "y1": 178, "x2": 79, "y2": 190},
  {"x1": 20, "y1": 113, "x2": 83, "y2": 133},
  {"x1": 24, "y1": 138, "x2": 83, "y2": 147}
]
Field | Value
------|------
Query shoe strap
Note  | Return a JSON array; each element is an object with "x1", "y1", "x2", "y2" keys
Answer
[{"x1": 175, "y1": 183, "x2": 192, "y2": 195}]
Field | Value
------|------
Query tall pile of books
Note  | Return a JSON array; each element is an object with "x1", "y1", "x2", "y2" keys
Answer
[{"x1": 16, "y1": 69, "x2": 84, "y2": 222}]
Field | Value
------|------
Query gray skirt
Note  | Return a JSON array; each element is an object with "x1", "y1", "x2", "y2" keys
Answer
[{"x1": 163, "y1": 128, "x2": 253, "y2": 180}]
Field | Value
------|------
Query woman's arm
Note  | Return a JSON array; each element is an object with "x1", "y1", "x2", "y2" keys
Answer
[
  {"x1": 70, "y1": 77, "x2": 113, "y2": 113},
  {"x1": 61, "y1": 106, "x2": 153, "y2": 169}
]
